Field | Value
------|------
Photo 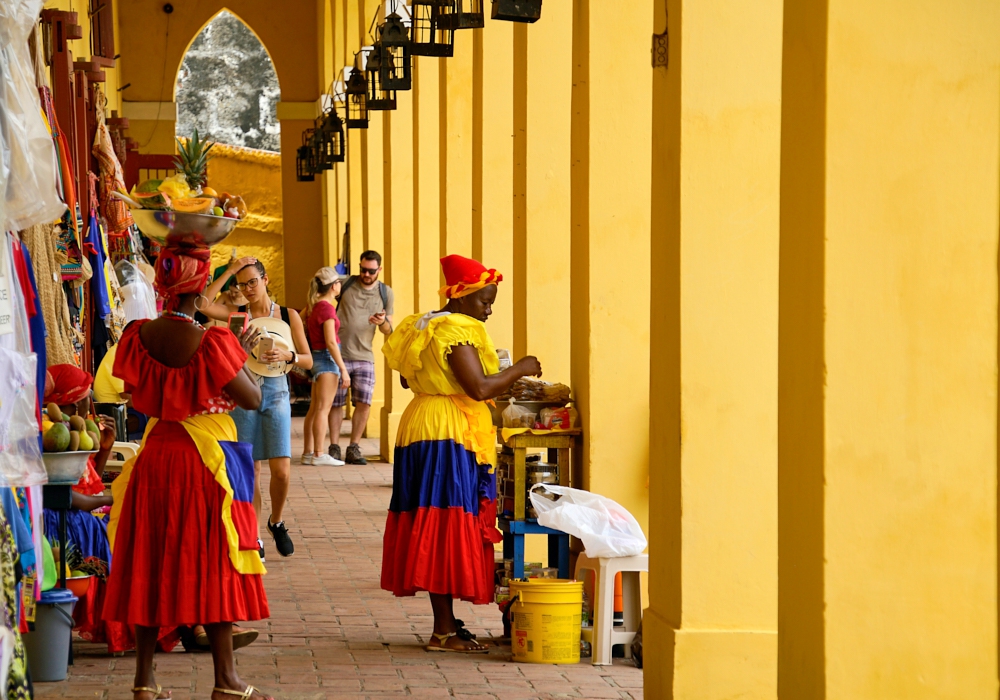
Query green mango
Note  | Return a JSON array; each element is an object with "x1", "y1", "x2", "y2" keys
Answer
[{"x1": 43, "y1": 423, "x2": 71, "y2": 452}]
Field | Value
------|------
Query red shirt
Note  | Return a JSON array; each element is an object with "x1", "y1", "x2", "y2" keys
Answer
[{"x1": 308, "y1": 301, "x2": 340, "y2": 351}]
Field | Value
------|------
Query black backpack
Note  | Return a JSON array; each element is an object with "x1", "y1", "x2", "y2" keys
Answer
[{"x1": 337, "y1": 276, "x2": 389, "y2": 312}]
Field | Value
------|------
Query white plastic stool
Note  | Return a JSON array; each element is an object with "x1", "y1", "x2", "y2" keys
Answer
[
  {"x1": 107, "y1": 441, "x2": 139, "y2": 470},
  {"x1": 575, "y1": 553, "x2": 648, "y2": 665}
]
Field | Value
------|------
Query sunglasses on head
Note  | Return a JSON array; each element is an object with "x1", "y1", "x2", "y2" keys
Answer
[
  {"x1": 234, "y1": 277, "x2": 262, "y2": 291},
  {"x1": 359, "y1": 266, "x2": 379, "y2": 275}
]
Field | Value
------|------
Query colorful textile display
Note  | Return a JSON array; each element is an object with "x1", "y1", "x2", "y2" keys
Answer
[
  {"x1": 91, "y1": 88, "x2": 133, "y2": 234},
  {"x1": 381, "y1": 311, "x2": 503, "y2": 605},
  {"x1": 19, "y1": 223, "x2": 78, "y2": 366}
]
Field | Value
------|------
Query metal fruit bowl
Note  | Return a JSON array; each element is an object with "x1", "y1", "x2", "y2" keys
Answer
[
  {"x1": 42, "y1": 450, "x2": 98, "y2": 485},
  {"x1": 131, "y1": 208, "x2": 240, "y2": 248}
]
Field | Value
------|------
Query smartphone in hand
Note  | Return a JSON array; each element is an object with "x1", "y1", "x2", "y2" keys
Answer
[
  {"x1": 257, "y1": 336, "x2": 274, "y2": 356},
  {"x1": 228, "y1": 312, "x2": 248, "y2": 336}
]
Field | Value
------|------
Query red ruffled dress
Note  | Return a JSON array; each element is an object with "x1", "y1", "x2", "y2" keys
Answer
[{"x1": 103, "y1": 321, "x2": 269, "y2": 627}]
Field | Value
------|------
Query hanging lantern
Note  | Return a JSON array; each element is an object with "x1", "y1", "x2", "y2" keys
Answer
[
  {"x1": 314, "y1": 110, "x2": 346, "y2": 167},
  {"x1": 379, "y1": 13, "x2": 412, "y2": 91},
  {"x1": 491, "y1": 0, "x2": 542, "y2": 23},
  {"x1": 296, "y1": 145, "x2": 315, "y2": 182},
  {"x1": 365, "y1": 45, "x2": 397, "y2": 111},
  {"x1": 345, "y1": 66, "x2": 369, "y2": 129},
  {"x1": 439, "y1": 0, "x2": 484, "y2": 29},
  {"x1": 409, "y1": 0, "x2": 455, "y2": 57}
]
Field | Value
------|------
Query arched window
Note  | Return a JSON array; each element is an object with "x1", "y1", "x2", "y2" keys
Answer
[{"x1": 175, "y1": 11, "x2": 281, "y2": 152}]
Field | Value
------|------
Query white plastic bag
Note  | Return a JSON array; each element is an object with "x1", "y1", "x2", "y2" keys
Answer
[{"x1": 529, "y1": 484, "x2": 647, "y2": 558}]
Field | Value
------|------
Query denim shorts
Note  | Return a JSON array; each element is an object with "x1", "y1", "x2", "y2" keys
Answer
[
  {"x1": 231, "y1": 375, "x2": 292, "y2": 461},
  {"x1": 311, "y1": 349, "x2": 341, "y2": 378}
]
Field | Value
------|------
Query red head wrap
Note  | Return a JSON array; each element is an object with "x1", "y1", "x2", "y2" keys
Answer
[
  {"x1": 438, "y1": 255, "x2": 503, "y2": 299},
  {"x1": 155, "y1": 246, "x2": 212, "y2": 311},
  {"x1": 44, "y1": 364, "x2": 93, "y2": 406}
]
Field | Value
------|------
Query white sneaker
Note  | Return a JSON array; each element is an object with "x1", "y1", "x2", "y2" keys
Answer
[
  {"x1": 312, "y1": 453, "x2": 344, "y2": 467},
  {"x1": 300, "y1": 454, "x2": 314, "y2": 465}
]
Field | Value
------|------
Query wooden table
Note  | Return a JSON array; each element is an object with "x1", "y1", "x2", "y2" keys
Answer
[{"x1": 497, "y1": 429, "x2": 581, "y2": 579}]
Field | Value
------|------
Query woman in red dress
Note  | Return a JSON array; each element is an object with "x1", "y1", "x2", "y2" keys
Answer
[{"x1": 103, "y1": 246, "x2": 273, "y2": 700}]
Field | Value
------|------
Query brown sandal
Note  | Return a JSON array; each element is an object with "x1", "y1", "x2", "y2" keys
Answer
[{"x1": 132, "y1": 685, "x2": 169, "y2": 699}]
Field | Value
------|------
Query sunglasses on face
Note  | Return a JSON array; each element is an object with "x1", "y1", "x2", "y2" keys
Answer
[
  {"x1": 359, "y1": 266, "x2": 379, "y2": 275},
  {"x1": 234, "y1": 277, "x2": 262, "y2": 291}
]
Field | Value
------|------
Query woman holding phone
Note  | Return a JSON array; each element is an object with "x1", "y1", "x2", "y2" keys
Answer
[
  {"x1": 199, "y1": 257, "x2": 311, "y2": 560},
  {"x1": 300, "y1": 267, "x2": 351, "y2": 466}
]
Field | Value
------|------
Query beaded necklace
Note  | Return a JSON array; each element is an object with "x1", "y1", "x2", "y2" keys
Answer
[{"x1": 163, "y1": 310, "x2": 205, "y2": 330}]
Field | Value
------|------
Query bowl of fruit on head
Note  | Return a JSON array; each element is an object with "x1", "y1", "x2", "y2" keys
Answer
[
  {"x1": 121, "y1": 130, "x2": 248, "y2": 249},
  {"x1": 41, "y1": 403, "x2": 100, "y2": 484}
]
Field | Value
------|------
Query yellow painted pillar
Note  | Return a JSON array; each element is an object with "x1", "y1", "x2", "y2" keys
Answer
[
  {"x1": 414, "y1": 56, "x2": 443, "y2": 313},
  {"x1": 380, "y1": 100, "x2": 416, "y2": 459},
  {"x1": 778, "y1": 2, "x2": 1000, "y2": 699},
  {"x1": 473, "y1": 23, "x2": 514, "y2": 352},
  {"x1": 441, "y1": 33, "x2": 474, "y2": 261},
  {"x1": 359, "y1": 108, "x2": 386, "y2": 439},
  {"x1": 513, "y1": 6, "x2": 571, "y2": 381},
  {"x1": 644, "y1": 0, "x2": 782, "y2": 696}
]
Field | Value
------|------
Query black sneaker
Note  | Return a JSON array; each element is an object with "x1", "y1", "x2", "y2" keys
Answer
[
  {"x1": 345, "y1": 443, "x2": 367, "y2": 465},
  {"x1": 328, "y1": 443, "x2": 342, "y2": 461},
  {"x1": 266, "y1": 518, "x2": 294, "y2": 557},
  {"x1": 257, "y1": 538, "x2": 265, "y2": 563}
]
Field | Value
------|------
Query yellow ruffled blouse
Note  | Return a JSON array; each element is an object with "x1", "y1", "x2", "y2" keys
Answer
[{"x1": 383, "y1": 311, "x2": 500, "y2": 393}]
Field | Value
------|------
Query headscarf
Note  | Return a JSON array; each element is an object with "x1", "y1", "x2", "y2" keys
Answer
[
  {"x1": 155, "y1": 246, "x2": 212, "y2": 311},
  {"x1": 438, "y1": 254, "x2": 503, "y2": 299},
  {"x1": 45, "y1": 364, "x2": 93, "y2": 406}
]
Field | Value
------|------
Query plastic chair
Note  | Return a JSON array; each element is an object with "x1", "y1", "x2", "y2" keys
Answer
[
  {"x1": 106, "y1": 441, "x2": 139, "y2": 471},
  {"x1": 575, "y1": 553, "x2": 648, "y2": 665}
]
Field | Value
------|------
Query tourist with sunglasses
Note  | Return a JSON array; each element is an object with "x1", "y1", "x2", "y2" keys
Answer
[
  {"x1": 328, "y1": 250, "x2": 394, "y2": 465},
  {"x1": 200, "y1": 257, "x2": 312, "y2": 560}
]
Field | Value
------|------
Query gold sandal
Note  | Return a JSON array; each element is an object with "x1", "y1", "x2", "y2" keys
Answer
[
  {"x1": 213, "y1": 686, "x2": 267, "y2": 700},
  {"x1": 132, "y1": 685, "x2": 168, "y2": 699},
  {"x1": 425, "y1": 632, "x2": 489, "y2": 654}
]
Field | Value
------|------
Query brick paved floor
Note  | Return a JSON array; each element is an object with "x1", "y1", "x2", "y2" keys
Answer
[{"x1": 35, "y1": 419, "x2": 644, "y2": 699}]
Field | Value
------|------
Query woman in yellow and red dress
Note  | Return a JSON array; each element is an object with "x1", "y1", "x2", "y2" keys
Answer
[
  {"x1": 381, "y1": 255, "x2": 543, "y2": 653},
  {"x1": 103, "y1": 246, "x2": 274, "y2": 700}
]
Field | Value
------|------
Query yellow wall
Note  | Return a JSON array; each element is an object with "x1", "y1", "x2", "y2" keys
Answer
[
  {"x1": 779, "y1": 1, "x2": 1000, "y2": 698},
  {"x1": 206, "y1": 143, "x2": 285, "y2": 304}
]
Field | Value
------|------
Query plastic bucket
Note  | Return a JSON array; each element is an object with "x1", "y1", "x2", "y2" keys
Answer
[
  {"x1": 510, "y1": 579, "x2": 583, "y2": 664},
  {"x1": 23, "y1": 588, "x2": 77, "y2": 682}
]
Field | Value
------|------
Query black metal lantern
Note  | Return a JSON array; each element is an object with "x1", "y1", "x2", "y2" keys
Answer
[
  {"x1": 439, "y1": 0, "x2": 484, "y2": 29},
  {"x1": 314, "y1": 110, "x2": 346, "y2": 167},
  {"x1": 409, "y1": 0, "x2": 455, "y2": 57},
  {"x1": 491, "y1": 0, "x2": 542, "y2": 23},
  {"x1": 296, "y1": 145, "x2": 315, "y2": 182},
  {"x1": 379, "y1": 13, "x2": 412, "y2": 91},
  {"x1": 345, "y1": 66, "x2": 369, "y2": 129},
  {"x1": 365, "y1": 45, "x2": 397, "y2": 111}
]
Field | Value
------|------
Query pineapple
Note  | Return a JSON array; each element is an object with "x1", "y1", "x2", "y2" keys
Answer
[{"x1": 174, "y1": 128, "x2": 215, "y2": 191}]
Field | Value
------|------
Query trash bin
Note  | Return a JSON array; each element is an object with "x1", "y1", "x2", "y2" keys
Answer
[{"x1": 23, "y1": 588, "x2": 77, "y2": 682}]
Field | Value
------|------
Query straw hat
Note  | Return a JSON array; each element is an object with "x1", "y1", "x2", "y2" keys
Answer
[{"x1": 246, "y1": 316, "x2": 295, "y2": 377}]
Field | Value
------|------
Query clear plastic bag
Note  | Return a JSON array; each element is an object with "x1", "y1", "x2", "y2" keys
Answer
[
  {"x1": 502, "y1": 402, "x2": 536, "y2": 429},
  {"x1": 529, "y1": 484, "x2": 647, "y2": 558},
  {"x1": 0, "y1": 0, "x2": 67, "y2": 232},
  {"x1": 116, "y1": 260, "x2": 157, "y2": 323},
  {"x1": 0, "y1": 348, "x2": 48, "y2": 487}
]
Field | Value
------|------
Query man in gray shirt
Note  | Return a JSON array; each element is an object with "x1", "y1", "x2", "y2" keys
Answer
[{"x1": 329, "y1": 250, "x2": 394, "y2": 464}]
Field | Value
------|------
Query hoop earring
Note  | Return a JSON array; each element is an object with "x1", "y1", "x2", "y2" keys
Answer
[{"x1": 194, "y1": 295, "x2": 207, "y2": 311}]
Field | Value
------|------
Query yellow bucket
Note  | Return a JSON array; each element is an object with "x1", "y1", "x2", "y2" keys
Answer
[{"x1": 510, "y1": 579, "x2": 583, "y2": 664}]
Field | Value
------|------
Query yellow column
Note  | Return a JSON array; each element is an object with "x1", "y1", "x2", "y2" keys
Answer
[
  {"x1": 441, "y1": 34, "x2": 474, "y2": 260},
  {"x1": 644, "y1": 0, "x2": 782, "y2": 696},
  {"x1": 513, "y1": 6, "x2": 571, "y2": 380},
  {"x1": 380, "y1": 100, "x2": 416, "y2": 458},
  {"x1": 778, "y1": 2, "x2": 1000, "y2": 698},
  {"x1": 344, "y1": 0, "x2": 364, "y2": 267},
  {"x1": 414, "y1": 56, "x2": 442, "y2": 313},
  {"x1": 359, "y1": 109, "x2": 386, "y2": 439},
  {"x1": 473, "y1": 23, "x2": 514, "y2": 352}
]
